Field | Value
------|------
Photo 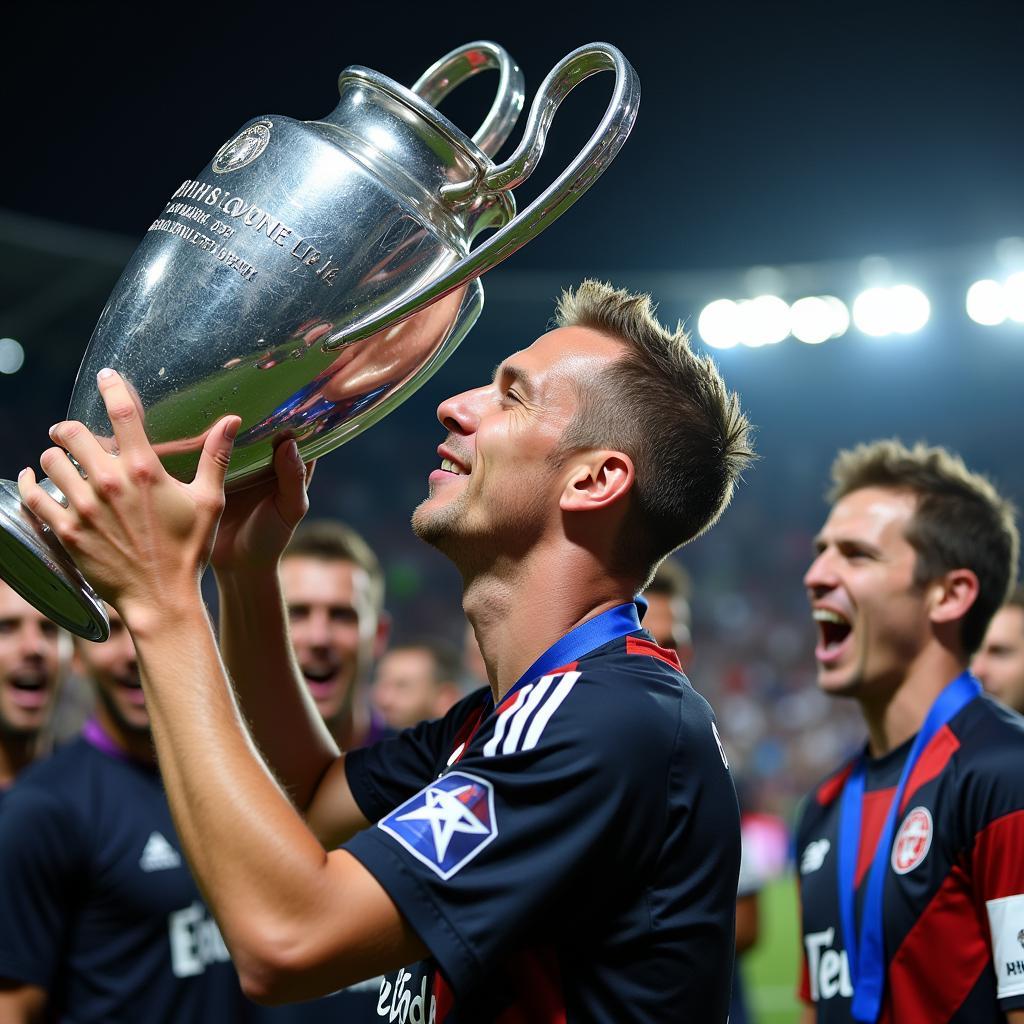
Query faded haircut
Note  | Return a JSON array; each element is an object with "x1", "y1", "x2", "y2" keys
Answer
[
  {"x1": 829, "y1": 440, "x2": 1019, "y2": 655},
  {"x1": 283, "y1": 519, "x2": 385, "y2": 614},
  {"x1": 552, "y1": 279, "x2": 754, "y2": 582}
]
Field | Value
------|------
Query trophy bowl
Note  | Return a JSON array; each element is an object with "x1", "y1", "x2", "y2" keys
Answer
[{"x1": 0, "y1": 41, "x2": 640, "y2": 640}]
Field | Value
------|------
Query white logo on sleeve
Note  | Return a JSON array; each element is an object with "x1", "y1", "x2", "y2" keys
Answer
[
  {"x1": 140, "y1": 831, "x2": 182, "y2": 872},
  {"x1": 168, "y1": 902, "x2": 231, "y2": 978},
  {"x1": 711, "y1": 722, "x2": 729, "y2": 769},
  {"x1": 377, "y1": 969, "x2": 435, "y2": 1022},
  {"x1": 986, "y1": 893, "x2": 1024, "y2": 998},
  {"x1": 801, "y1": 839, "x2": 831, "y2": 875},
  {"x1": 804, "y1": 927, "x2": 853, "y2": 1002}
]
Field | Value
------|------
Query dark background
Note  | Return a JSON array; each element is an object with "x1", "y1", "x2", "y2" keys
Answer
[{"x1": 3, "y1": 1, "x2": 1023, "y2": 807}]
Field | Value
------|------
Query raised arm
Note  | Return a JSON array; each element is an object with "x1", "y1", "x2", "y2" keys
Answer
[{"x1": 17, "y1": 372, "x2": 424, "y2": 1001}]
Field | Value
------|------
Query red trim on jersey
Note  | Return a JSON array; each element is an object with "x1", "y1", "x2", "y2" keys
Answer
[
  {"x1": 625, "y1": 636, "x2": 682, "y2": 670},
  {"x1": 432, "y1": 970, "x2": 455, "y2": 1021},
  {"x1": 878, "y1": 862, "x2": 989, "y2": 1024},
  {"x1": 855, "y1": 787, "x2": 896, "y2": 888},
  {"x1": 447, "y1": 706, "x2": 487, "y2": 767},
  {"x1": 797, "y1": 885, "x2": 813, "y2": 1004},
  {"x1": 899, "y1": 724, "x2": 960, "y2": 814},
  {"x1": 495, "y1": 948, "x2": 567, "y2": 1024},
  {"x1": 971, "y1": 808, "x2": 1024, "y2": 903},
  {"x1": 816, "y1": 761, "x2": 856, "y2": 807}
]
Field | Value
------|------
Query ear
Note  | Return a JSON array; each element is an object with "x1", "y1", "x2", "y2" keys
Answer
[
  {"x1": 558, "y1": 450, "x2": 635, "y2": 514},
  {"x1": 927, "y1": 569, "x2": 980, "y2": 627},
  {"x1": 373, "y1": 610, "x2": 392, "y2": 661}
]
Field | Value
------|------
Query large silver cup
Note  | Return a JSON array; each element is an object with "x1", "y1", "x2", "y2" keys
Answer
[{"x1": 0, "y1": 41, "x2": 639, "y2": 641}]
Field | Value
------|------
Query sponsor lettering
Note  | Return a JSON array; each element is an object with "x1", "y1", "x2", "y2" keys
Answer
[
  {"x1": 376, "y1": 969, "x2": 435, "y2": 1023},
  {"x1": 1008, "y1": 960, "x2": 1024, "y2": 976},
  {"x1": 168, "y1": 901, "x2": 231, "y2": 978},
  {"x1": 804, "y1": 927, "x2": 853, "y2": 1002}
]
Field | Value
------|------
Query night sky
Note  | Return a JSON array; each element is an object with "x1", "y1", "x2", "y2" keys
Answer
[{"x1": 5, "y1": 2, "x2": 1024, "y2": 273}]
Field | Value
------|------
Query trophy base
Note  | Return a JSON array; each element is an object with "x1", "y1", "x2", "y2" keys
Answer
[{"x1": 0, "y1": 479, "x2": 110, "y2": 642}]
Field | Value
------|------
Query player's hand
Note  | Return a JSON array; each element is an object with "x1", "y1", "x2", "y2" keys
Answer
[
  {"x1": 17, "y1": 368, "x2": 239, "y2": 623},
  {"x1": 210, "y1": 437, "x2": 315, "y2": 576}
]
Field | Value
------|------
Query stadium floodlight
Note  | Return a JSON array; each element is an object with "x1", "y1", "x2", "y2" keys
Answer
[
  {"x1": 740, "y1": 295, "x2": 790, "y2": 347},
  {"x1": 852, "y1": 285, "x2": 930, "y2": 337},
  {"x1": 0, "y1": 338, "x2": 25, "y2": 375},
  {"x1": 698, "y1": 299, "x2": 742, "y2": 349},
  {"x1": 790, "y1": 296, "x2": 850, "y2": 344},
  {"x1": 1004, "y1": 271, "x2": 1024, "y2": 323},
  {"x1": 965, "y1": 280, "x2": 1007, "y2": 326}
]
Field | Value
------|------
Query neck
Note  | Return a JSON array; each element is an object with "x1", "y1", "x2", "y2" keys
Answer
[
  {"x1": 94, "y1": 706, "x2": 156, "y2": 764},
  {"x1": 859, "y1": 646, "x2": 968, "y2": 757},
  {"x1": 0, "y1": 733, "x2": 41, "y2": 788},
  {"x1": 462, "y1": 540, "x2": 636, "y2": 700}
]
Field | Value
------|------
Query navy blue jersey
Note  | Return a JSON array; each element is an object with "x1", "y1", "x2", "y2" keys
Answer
[
  {"x1": 344, "y1": 631, "x2": 740, "y2": 1023},
  {"x1": 0, "y1": 734, "x2": 247, "y2": 1022},
  {"x1": 796, "y1": 694, "x2": 1024, "y2": 1022}
]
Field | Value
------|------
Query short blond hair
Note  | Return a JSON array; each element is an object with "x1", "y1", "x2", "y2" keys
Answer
[
  {"x1": 829, "y1": 439, "x2": 1018, "y2": 654},
  {"x1": 553, "y1": 280, "x2": 754, "y2": 580}
]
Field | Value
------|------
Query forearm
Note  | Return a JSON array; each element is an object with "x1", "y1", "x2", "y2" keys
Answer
[
  {"x1": 216, "y1": 565, "x2": 338, "y2": 811},
  {"x1": 128, "y1": 596, "x2": 349, "y2": 978}
]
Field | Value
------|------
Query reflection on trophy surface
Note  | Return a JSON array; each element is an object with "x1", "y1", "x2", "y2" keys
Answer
[{"x1": 0, "y1": 40, "x2": 640, "y2": 641}]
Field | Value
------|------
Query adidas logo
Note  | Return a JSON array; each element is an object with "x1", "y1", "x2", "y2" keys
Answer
[{"x1": 140, "y1": 831, "x2": 182, "y2": 872}]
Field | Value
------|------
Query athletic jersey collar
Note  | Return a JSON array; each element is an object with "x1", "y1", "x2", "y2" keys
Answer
[
  {"x1": 487, "y1": 601, "x2": 642, "y2": 714},
  {"x1": 83, "y1": 717, "x2": 158, "y2": 771}
]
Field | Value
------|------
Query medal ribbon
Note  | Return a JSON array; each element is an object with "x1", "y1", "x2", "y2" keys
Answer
[
  {"x1": 483, "y1": 601, "x2": 642, "y2": 714},
  {"x1": 837, "y1": 671, "x2": 981, "y2": 1022}
]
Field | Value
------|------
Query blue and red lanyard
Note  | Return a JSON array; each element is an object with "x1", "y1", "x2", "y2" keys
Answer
[{"x1": 837, "y1": 671, "x2": 981, "y2": 1021}]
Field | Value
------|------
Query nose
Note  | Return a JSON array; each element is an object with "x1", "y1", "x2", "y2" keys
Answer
[
  {"x1": 803, "y1": 548, "x2": 837, "y2": 595},
  {"x1": 436, "y1": 384, "x2": 490, "y2": 436},
  {"x1": 18, "y1": 620, "x2": 49, "y2": 660}
]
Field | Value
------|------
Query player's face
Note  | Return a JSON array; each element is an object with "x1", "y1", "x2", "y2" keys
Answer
[
  {"x1": 972, "y1": 605, "x2": 1024, "y2": 713},
  {"x1": 0, "y1": 582, "x2": 61, "y2": 738},
  {"x1": 804, "y1": 487, "x2": 932, "y2": 700},
  {"x1": 281, "y1": 557, "x2": 378, "y2": 725},
  {"x1": 372, "y1": 648, "x2": 442, "y2": 730},
  {"x1": 412, "y1": 326, "x2": 625, "y2": 561},
  {"x1": 75, "y1": 606, "x2": 147, "y2": 735},
  {"x1": 642, "y1": 592, "x2": 694, "y2": 665}
]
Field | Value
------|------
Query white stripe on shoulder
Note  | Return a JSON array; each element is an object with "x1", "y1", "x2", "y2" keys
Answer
[
  {"x1": 501, "y1": 675, "x2": 557, "y2": 755},
  {"x1": 482, "y1": 684, "x2": 532, "y2": 757},
  {"x1": 521, "y1": 671, "x2": 581, "y2": 752}
]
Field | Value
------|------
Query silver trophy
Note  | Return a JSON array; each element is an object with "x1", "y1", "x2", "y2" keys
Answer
[{"x1": 0, "y1": 41, "x2": 639, "y2": 641}]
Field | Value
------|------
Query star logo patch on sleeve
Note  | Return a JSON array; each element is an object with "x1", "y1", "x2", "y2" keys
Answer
[{"x1": 378, "y1": 772, "x2": 498, "y2": 879}]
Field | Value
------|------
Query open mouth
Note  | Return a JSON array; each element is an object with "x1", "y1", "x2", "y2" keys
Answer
[
  {"x1": 813, "y1": 608, "x2": 852, "y2": 663},
  {"x1": 439, "y1": 458, "x2": 468, "y2": 476},
  {"x1": 115, "y1": 675, "x2": 146, "y2": 707},
  {"x1": 6, "y1": 674, "x2": 51, "y2": 710},
  {"x1": 302, "y1": 665, "x2": 339, "y2": 697}
]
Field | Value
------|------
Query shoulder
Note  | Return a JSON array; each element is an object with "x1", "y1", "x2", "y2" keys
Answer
[
  {"x1": 2, "y1": 740, "x2": 102, "y2": 834},
  {"x1": 952, "y1": 695, "x2": 1024, "y2": 805}
]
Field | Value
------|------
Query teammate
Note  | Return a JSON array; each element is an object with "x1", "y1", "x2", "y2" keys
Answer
[
  {"x1": 797, "y1": 440, "x2": 1024, "y2": 1023},
  {"x1": 250, "y1": 519, "x2": 390, "y2": 1022},
  {"x1": 371, "y1": 638, "x2": 463, "y2": 730},
  {"x1": 277, "y1": 520, "x2": 391, "y2": 750},
  {"x1": 641, "y1": 556, "x2": 694, "y2": 667},
  {"x1": 0, "y1": 604, "x2": 247, "y2": 1022},
  {"x1": 21, "y1": 279, "x2": 754, "y2": 1022},
  {"x1": 973, "y1": 586, "x2": 1024, "y2": 714},
  {"x1": 0, "y1": 578, "x2": 62, "y2": 801}
]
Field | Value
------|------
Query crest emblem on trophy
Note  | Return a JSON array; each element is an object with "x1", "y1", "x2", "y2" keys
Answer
[{"x1": 0, "y1": 40, "x2": 639, "y2": 641}]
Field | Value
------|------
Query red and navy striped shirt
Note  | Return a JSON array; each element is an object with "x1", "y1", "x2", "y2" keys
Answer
[{"x1": 796, "y1": 693, "x2": 1024, "y2": 1022}]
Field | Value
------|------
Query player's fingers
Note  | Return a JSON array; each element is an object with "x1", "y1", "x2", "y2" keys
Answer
[
  {"x1": 271, "y1": 439, "x2": 310, "y2": 524},
  {"x1": 48, "y1": 418, "x2": 114, "y2": 482},
  {"x1": 193, "y1": 416, "x2": 240, "y2": 500},
  {"x1": 38, "y1": 445, "x2": 96, "y2": 510},
  {"x1": 95, "y1": 368, "x2": 153, "y2": 460},
  {"x1": 17, "y1": 466, "x2": 73, "y2": 534}
]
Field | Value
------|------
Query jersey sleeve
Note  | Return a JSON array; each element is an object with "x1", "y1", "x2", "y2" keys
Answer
[
  {"x1": 344, "y1": 669, "x2": 737, "y2": 998},
  {"x1": 344, "y1": 689, "x2": 489, "y2": 823},
  {"x1": 960, "y1": 722, "x2": 1024, "y2": 1011},
  {"x1": 0, "y1": 784, "x2": 85, "y2": 988}
]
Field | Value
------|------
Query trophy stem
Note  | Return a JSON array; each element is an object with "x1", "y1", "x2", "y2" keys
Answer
[{"x1": 0, "y1": 479, "x2": 110, "y2": 641}]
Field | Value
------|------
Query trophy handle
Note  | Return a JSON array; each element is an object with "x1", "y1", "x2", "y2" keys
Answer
[
  {"x1": 324, "y1": 42, "x2": 639, "y2": 352},
  {"x1": 412, "y1": 41, "x2": 525, "y2": 158}
]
